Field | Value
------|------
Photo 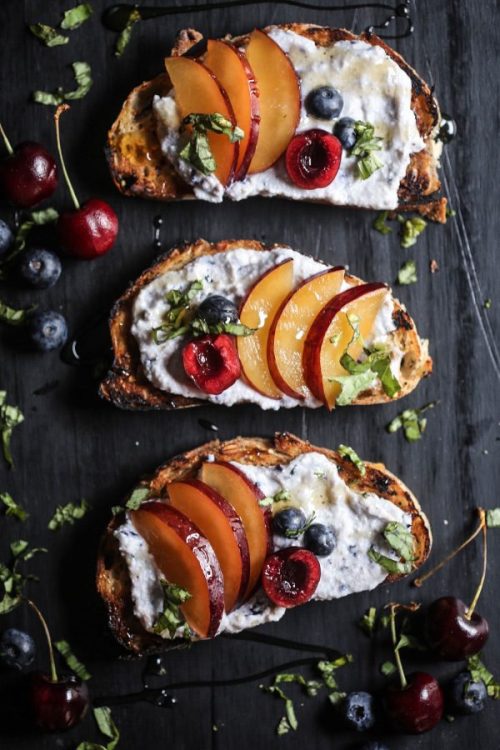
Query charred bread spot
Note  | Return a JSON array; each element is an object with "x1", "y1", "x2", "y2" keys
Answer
[{"x1": 393, "y1": 309, "x2": 413, "y2": 331}]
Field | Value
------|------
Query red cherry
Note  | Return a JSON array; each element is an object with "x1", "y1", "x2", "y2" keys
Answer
[
  {"x1": 285, "y1": 129, "x2": 342, "y2": 189},
  {"x1": 58, "y1": 198, "x2": 119, "y2": 259},
  {"x1": 0, "y1": 139, "x2": 57, "y2": 208},
  {"x1": 30, "y1": 672, "x2": 89, "y2": 731},
  {"x1": 261, "y1": 547, "x2": 321, "y2": 608},
  {"x1": 384, "y1": 672, "x2": 443, "y2": 734},
  {"x1": 425, "y1": 596, "x2": 489, "y2": 660},
  {"x1": 182, "y1": 334, "x2": 241, "y2": 395}
]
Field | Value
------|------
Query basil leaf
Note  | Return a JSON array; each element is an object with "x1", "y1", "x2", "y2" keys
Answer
[
  {"x1": 153, "y1": 581, "x2": 191, "y2": 637},
  {"x1": 368, "y1": 548, "x2": 413, "y2": 575},
  {"x1": 486, "y1": 508, "x2": 500, "y2": 528},
  {"x1": 0, "y1": 298, "x2": 35, "y2": 326},
  {"x1": 125, "y1": 487, "x2": 150, "y2": 510},
  {"x1": 115, "y1": 8, "x2": 141, "y2": 57},
  {"x1": 33, "y1": 61, "x2": 93, "y2": 105},
  {"x1": 337, "y1": 444, "x2": 366, "y2": 476},
  {"x1": 333, "y1": 369, "x2": 378, "y2": 406},
  {"x1": 48, "y1": 499, "x2": 90, "y2": 531},
  {"x1": 0, "y1": 492, "x2": 28, "y2": 522},
  {"x1": 0, "y1": 391, "x2": 24, "y2": 469},
  {"x1": 350, "y1": 121, "x2": 383, "y2": 179},
  {"x1": 317, "y1": 654, "x2": 353, "y2": 689},
  {"x1": 179, "y1": 130, "x2": 216, "y2": 175},
  {"x1": 10, "y1": 539, "x2": 29, "y2": 558},
  {"x1": 397, "y1": 259, "x2": 418, "y2": 285},
  {"x1": 190, "y1": 318, "x2": 256, "y2": 337},
  {"x1": 399, "y1": 216, "x2": 427, "y2": 249},
  {"x1": 387, "y1": 402, "x2": 437, "y2": 442},
  {"x1": 179, "y1": 114, "x2": 244, "y2": 175},
  {"x1": 383, "y1": 522, "x2": 415, "y2": 562},
  {"x1": 357, "y1": 153, "x2": 383, "y2": 180},
  {"x1": 54, "y1": 640, "x2": 91, "y2": 680},
  {"x1": 373, "y1": 211, "x2": 392, "y2": 235},
  {"x1": 359, "y1": 606, "x2": 377, "y2": 635},
  {"x1": 93, "y1": 706, "x2": 120, "y2": 750},
  {"x1": 183, "y1": 113, "x2": 244, "y2": 142},
  {"x1": 29, "y1": 24, "x2": 69, "y2": 47},
  {"x1": 370, "y1": 356, "x2": 401, "y2": 398},
  {"x1": 60, "y1": 3, "x2": 93, "y2": 30}
]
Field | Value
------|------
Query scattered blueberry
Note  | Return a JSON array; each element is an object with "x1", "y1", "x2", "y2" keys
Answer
[
  {"x1": 304, "y1": 523, "x2": 336, "y2": 556},
  {"x1": 305, "y1": 86, "x2": 344, "y2": 120},
  {"x1": 341, "y1": 691, "x2": 376, "y2": 732},
  {"x1": 197, "y1": 295, "x2": 238, "y2": 326},
  {"x1": 0, "y1": 628, "x2": 35, "y2": 670},
  {"x1": 273, "y1": 507, "x2": 306, "y2": 536},
  {"x1": 449, "y1": 671, "x2": 487, "y2": 714},
  {"x1": 27, "y1": 310, "x2": 68, "y2": 351},
  {"x1": 358, "y1": 743, "x2": 389, "y2": 750},
  {"x1": 334, "y1": 117, "x2": 357, "y2": 150},
  {"x1": 18, "y1": 248, "x2": 62, "y2": 289},
  {"x1": 0, "y1": 219, "x2": 13, "y2": 257}
]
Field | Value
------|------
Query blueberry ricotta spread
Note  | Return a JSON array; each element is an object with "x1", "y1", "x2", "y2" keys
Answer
[{"x1": 115, "y1": 452, "x2": 412, "y2": 639}]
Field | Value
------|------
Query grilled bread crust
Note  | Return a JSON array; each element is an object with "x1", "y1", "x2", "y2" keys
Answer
[
  {"x1": 106, "y1": 24, "x2": 447, "y2": 221},
  {"x1": 96, "y1": 432, "x2": 432, "y2": 654}
]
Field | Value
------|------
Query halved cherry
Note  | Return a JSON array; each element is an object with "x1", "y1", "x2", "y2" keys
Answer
[
  {"x1": 285, "y1": 129, "x2": 342, "y2": 189},
  {"x1": 182, "y1": 334, "x2": 241, "y2": 395},
  {"x1": 261, "y1": 547, "x2": 320, "y2": 608}
]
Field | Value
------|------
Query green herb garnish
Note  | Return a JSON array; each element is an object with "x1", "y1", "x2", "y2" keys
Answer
[
  {"x1": 333, "y1": 346, "x2": 401, "y2": 405},
  {"x1": 29, "y1": 24, "x2": 69, "y2": 47},
  {"x1": 467, "y1": 655, "x2": 500, "y2": 699},
  {"x1": 152, "y1": 280, "x2": 203, "y2": 342},
  {"x1": 350, "y1": 121, "x2": 383, "y2": 179},
  {"x1": 179, "y1": 113, "x2": 244, "y2": 176},
  {"x1": 33, "y1": 61, "x2": 93, "y2": 105},
  {"x1": 397, "y1": 259, "x2": 418, "y2": 285},
  {"x1": 115, "y1": 8, "x2": 141, "y2": 57},
  {"x1": 368, "y1": 548, "x2": 413, "y2": 575},
  {"x1": 190, "y1": 317, "x2": 256, "y2": 338},
  {"x1": 484, "y1": 298, "x2": 492, "y2": 310},
  {"x1": 380, "y1": 661, "x2": 397, "y2": 676},
  {"x1": 54, "y1": 640, "x2": 91, "y2": 680},
  {"x1": 0, "y1": 543, "x2": 47, "y2": 614},
  {"x1": 0, "y1": 298, "x2": 36, "y2": 326},
  {"x1": 399, "y1": 215, "x2": 427, "y2": 249},
  {"x1": 369, "y1": 521, "x2": 415, "y2": 575},
  {"x1": 60, "y1": 3, "x2": 93, "y2": 30},
  {"x1": 359, "y1": 606, "x2": 377, "y2": 636},
  {"x1": 77, "y1": 706, "x2": 121, "y2": 750},
  {"x1": 337, "y1": 444, "x2": 366, "y2": 476},
  {"x1": 373, "y1": 211, "x2": 393, "y2": 235},
  {"x1": 486, "y1": 508, "x2": 500, "y2": 528},
  {"x1": 48, "y1": 499, "x2": 90, "y2": 531},
  {"x1": 153, "y1": 581, "x2": 191, "y2": 637},
  {"x1": 387, "y1": 402, "x2": 437, "y2": 442},
  {"x1": 0, "y1": 492, "x2": 28, "y2": 522},
  {"x1": 0, "y1": 391, "x2": 24, "y2": 469}
]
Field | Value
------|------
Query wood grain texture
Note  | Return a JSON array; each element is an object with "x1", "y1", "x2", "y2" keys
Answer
[{"x1": 0, "y1": 1, "x2": 499, "y2": 748}]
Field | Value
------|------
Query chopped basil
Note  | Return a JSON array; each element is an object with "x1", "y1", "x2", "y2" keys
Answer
[
  {"x1": 387, "y1": 402, "x2": 437, "y2": 442},
  {"x1": 467, "y1": 655, "x2": 500, "y2": 699},
  {"x1": 115, "y1": 8, "x2": 141, "y2": 57},
  {"x1": 29, "y1": 24, "x2": 69, "y2": 47},
  {"x1": 380, "y1": 661, "x2": 397, "y2": 676},
  {"x1": 54, "y1": 640, "x2": 91, "y2": 680},
  {"x1": 397, "y1": 259, "x2": 418, "y2": 285},
  {"x1": 179, "y1": 113, "x2": 244, "y2": 176},
  {"x1": 76, "y1": 706, "x2": 120, "y2": 750},
  {"x1": 0, "y1": 492, "x2": 28, "y2": 522},
  {"x1": 334, "y1": 369, "x2": 378, "y2": 406},
  {"x1": 317, "y1": 654, "x2": 352, "y2": 704},
  {"x1": 10, "y1": 539, "x2": 29, "y2": 558},
  {"x1": 262, "y1": 666, "x2": 328, "y2": 736},
  {"x1": 274, "y1": 673, "x2": 322, "y2": 697},
  {"x1": 48, "y1": 499, "x2": 90, "y2": 530},
  {"x1": 383, "y1": 522, "x2": 415, "y2": 563},
  {"x1": 33, "y1": 61, "x2": 93, "y2": 105},
  {"x1": 337, "y1": 444, "x2": 366, "y2": 476},
  {"x1": 0, "y1": 543, "x2": 47, "y2": 614},
  {"x1": 284, "y1": 511, "x2": 316, "y2": 539},
  {"x1": 0, "y1": 298, "x2": 35, "y2": 326},
  {"x1": 373, "y1": 211, "x2": 392, "y2": 235},
  {"x1": 333, "y1": 343, "x2": 401, "y2": 405},
  {"x1": 359, "y1": 606, "x2": 377, "y2": 636},
  {"x1": 190, "y1": 318, "x2": 256, "y2": 338},
  {"x1": 274, "y1": 489, "x2": 291, "y2": 503},
  {"x1": 60, "y1": 3, "x2": 93, "y2": 30},
  {"x1": 350, "y1": 121, "x2": 384, "y2": 179},
  {"x1": 484, "y1": 298, "x2": 492, "y2": 310},
  {"x1": 153, "y1": 581, "x2": 191, "y2": 637},
  {"x1": 152, "y1": 280, "x2": 203, "y2": 342},
  {"x1": 486, "y1": 508, "x2": 500, "y2": 528},
  {"x1": 399, "y1": 215, "x2": 427, "y2": 249},
  {"x1": 368, "y1": 548, "x2": 413, "y2": 575},
  {"x1": 0, "y1": 391, "x2": 24, "y2": 469}
]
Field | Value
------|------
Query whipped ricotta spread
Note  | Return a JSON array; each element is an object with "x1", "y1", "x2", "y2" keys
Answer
[
  {"x1": 153, "y1": 28, "x2": 425, "y2": 208},
  {"x1": 115, "y1": 451, "x2": 411, "y2": 638},
  {"x1": 131, "y1": 247, "x2": 402, "y2": 410}
]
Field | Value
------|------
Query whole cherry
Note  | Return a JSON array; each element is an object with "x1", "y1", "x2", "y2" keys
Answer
[
  {"x1": 0, "y1": 123, "x2": 57, "y2": 208},
  {"x1": 54, "y1": 105, "x2": 118, "y2": 260}
]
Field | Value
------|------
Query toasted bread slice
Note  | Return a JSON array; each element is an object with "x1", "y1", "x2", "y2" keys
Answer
[
  {"x1": 107, "y1": 24, "x2": 447, "y2": 221},
  {"x1": 96, "y1": 432, "x2": 432, "y2": 654},
  {"x1": 99, "y1": 238, "x2": 432, "y2": 411}
]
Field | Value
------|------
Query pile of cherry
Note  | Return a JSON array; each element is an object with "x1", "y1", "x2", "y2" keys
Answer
[{"x1": 0, "y1": 105, "x2": 118, "y2": 351}]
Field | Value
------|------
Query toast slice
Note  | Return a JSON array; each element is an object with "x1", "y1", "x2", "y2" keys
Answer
[
  {"x1": 107, "y1": 24, "x2": 447, "y2": 220},
  {"x1": 99, "y1": 238, "x2": 432, "y2": 411},
  {"x1": 96, "y1": 432, "x2": 432, "y2": 654}
]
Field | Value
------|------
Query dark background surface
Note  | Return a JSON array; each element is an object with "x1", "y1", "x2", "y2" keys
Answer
[{"x1": 1, "y1": 0, "x2": 499, "y2": 748}]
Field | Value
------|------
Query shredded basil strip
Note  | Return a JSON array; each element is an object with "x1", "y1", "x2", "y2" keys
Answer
[
  {"x1": 399, "y1": 215, "x2": 427, "y2": 249},
  {"x1": 48, "y1": 499, "x2": 91, "y2": 531},
  {"x1": 115, "y1": 8, "x2": 141, "y2": 57},
  {"x1": 337, "y1": 444, "x2": 366, "y2": 476},
  {"x1": 486, "y1": 508, "x2": 500, "y2": 528},
  {"x1": 0, "y1": 299, "x2": 35, "y2": 326},
  {"x1": 153, "y1": 581, "x2": 191, "y2": 637},
  {"x1": 77, "y1": 706, "x2": 121, "y2": 750},
  {"x1": 33, "y1": 61, "x2": 93, "y2": 105},
  {"x1": 29, "y1": 23, "x2": 69, "y2": 47},
  {"x1": 60, "y1": 3, "x2": 93, "y2": 30},
  {"x1": 387, "y1": 402, "x2": 437, "y2": 442},
  {"x1": 350, "y1": 121, "x2": 384, "y2": 179},
  {"x1": 373, "y1": 211, "x2": 392, "y2": 235},
  {"x1": 0, "y1": 492, "x2": 28, "y2": 522},
  {"x1": 368, "y1": 548, "x2": 413, "y2": 575},
  {"x1": 179, "y1": 113, "x2": 244, "y2": 176},
  {"x1": 397, "y1": 259, "x2": 418, "y2": 285},
  {"x1": 0, "y1": 391, "x2": 24, "y2": 469},
  {"x1": 55, "y1": 640, "x2": 92, "y2": 680}
]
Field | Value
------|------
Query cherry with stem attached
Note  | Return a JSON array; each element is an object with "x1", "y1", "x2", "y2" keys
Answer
[
  {"x1": 54, "y1": 104, "x2": 118, "y2": 260},
  {"x1": 0, "y1": 122, "x2": 57, "y2": 208},
  {"x1": 25, "y1": 598, "x2": 89, "y2": 732}
]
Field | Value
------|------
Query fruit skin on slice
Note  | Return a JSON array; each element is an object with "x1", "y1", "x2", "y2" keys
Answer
[
  {"x1": 237, "y1": 259, "x2": 295, "y2": 399},
  {"x1": 164, "y1": 56, "x2": 238, "y2": 186},
  {"x1": 199, "y1": 460, "x2": 271, "y2": 600},
  {"x1": 261, "y1": 547, "x2": 321, "y2": 608},
  {"x1": 168, "y1": 478, "x2": 250, "y2": 612},
  {"x1": 267, "y1": 267, "x2": 345, "y2": 399},
  {"x1": 203, "y1": 40, "x2": 260, "y2": 181},
  {"x1": 131, "y1": 502, "x2": 224, "y2": 638},
  {"x1": 303, "y1": 283, "x2": 388, "y2": 410},
  {"x1": 245, "y1": 29, "x2": 300, "y2": 174}
]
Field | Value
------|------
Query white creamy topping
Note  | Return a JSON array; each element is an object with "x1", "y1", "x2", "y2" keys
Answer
[
  {"x1": 117, "y1": 452, "x2": 411, "y2": 638},
  {"x1": 154, "y1": 28, "x2": 425, "y2": 209},
  {"x1": 131, "y1": 247, "x2": 400, "y2": 409}
]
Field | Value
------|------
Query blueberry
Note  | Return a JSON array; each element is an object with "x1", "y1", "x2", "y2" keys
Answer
[
  {"x1": 197, "y1": 295, "x2": 238, "y2": 326},
  {"x1": 305, "y1": 86, "x2": 344, "y2": 120},
  {"x1": 341, "y1": 691, "x2": 376, "y2": 732},
  {"x1": 0, "y1": 219, "x2": 13, "y2": 257},
  {"x1": 273, "y1": 507, "x2": 306, "y2": 536},
  {"x1": 358, "y1": 743, "x2": 389, "y2": 750},
  {"x1": 334, "y1": 117, "x2": 357, "y2": 150},
  {"x1": 28, "y1": 310, "x2": 68, "y2": 351},
  {"x1": 18, "y1": 248, "x2": 62, "y2": 289},
  {"x1": 449, "y1": 671, "x2": 487, "y2": 714},
  {"x1": 304, "y1": 523, "x2": 336, "y2": 556},
  {"x1": 0, "y1": 628, "x2": 35, "y2": 670}
]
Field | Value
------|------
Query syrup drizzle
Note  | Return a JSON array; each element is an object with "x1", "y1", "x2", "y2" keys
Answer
[{"x1": 103, "y1": 1, "x2": 414, "y2": 39}]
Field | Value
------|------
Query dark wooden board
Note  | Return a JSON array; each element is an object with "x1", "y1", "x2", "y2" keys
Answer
[{"x1": 0, "y1": 1, "x2": 499, "y2": 748}]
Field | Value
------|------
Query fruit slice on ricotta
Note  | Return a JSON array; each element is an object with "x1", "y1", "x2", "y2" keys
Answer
[
  {"x1": 131, "y1": 502, "x2": 224, "y2": 638},
  {"x1": 303, "y1": 283, "x2": 388, "y2": 410},
  {"x1": 237, "y1": 259, "x2": 295, "y2": 399},
  {"x1": 267, "y1": 267, "x2": 346, "y2": 399},
  {"x1": 168, "y1": 479, "x2": 250, "y2": 612},
  {"x1": 164, "y1": 56, "x2": 238, "y2": 185}
]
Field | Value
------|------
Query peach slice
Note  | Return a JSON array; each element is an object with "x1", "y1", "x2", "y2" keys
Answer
[
  {"x1": 267, "y1": 267, "x2": 345, "y2": 399},
  {"x1": 303, "y1": 283, "x2": 388, "y2": 410},
  {"x1": 200, "y1": 461, "x2": 271, "y2": 600},
  {"x1": 245, "y1": 29, "x2": 300, "y2": 174},
  {"x1": 168, "y1": 479, "x2": 250, "y2": 612},
  {"x1": 164, "y1": 56, "x2": 238, "y2": 185},
  {"x1": 131, "y1": 502, "x2": 224, "y2": 638},
  {"x1": 203, "y1": 40, "x2": 260, "y2": 180},
  {"x1": 237, "y1": 259, "x2": 295, "y2": 399}
]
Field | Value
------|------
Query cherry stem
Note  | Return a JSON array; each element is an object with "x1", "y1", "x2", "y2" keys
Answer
[
  {"x1": 54, "y1": 104, "x2": 80, "y2": 211},
  {"x1": 0, "y1": 122, "x2": 14, "y2": 155},
  {"x1": 389, "y1": 604, "x2": 407, "y2": 690},
  {"x1": 413, "y1": 507, "x2": 485, "y2": 588},
  {"x1": 465, "y1": 509, "x2": 488, "y2": 620},
  {"x1": 25, "y1": 598, "x2": 58, "y2": 683}
]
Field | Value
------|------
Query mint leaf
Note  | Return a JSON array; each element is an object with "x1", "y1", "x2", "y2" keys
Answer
[
  {"x1": 337, "y1": 444, "x2": 366, "y2": 476},
  {"x1": 48, "y1": 499, "x2": 90, "y2": 531},
  {"x1": 29, "y1": 24, "x2": 69, "y2": 47},
  {"x1": 54, "y1": 640, "x2": 91, "y2": 680},
  {"x1": 397, "y1": 259, "x2": 418, "y2": 285},
  {"x1": 60, "y1": 3, "x2": 93, "y2": 30},
  {"x1": 0, "y1": 492, "x2": 28, "y2": 522}
]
